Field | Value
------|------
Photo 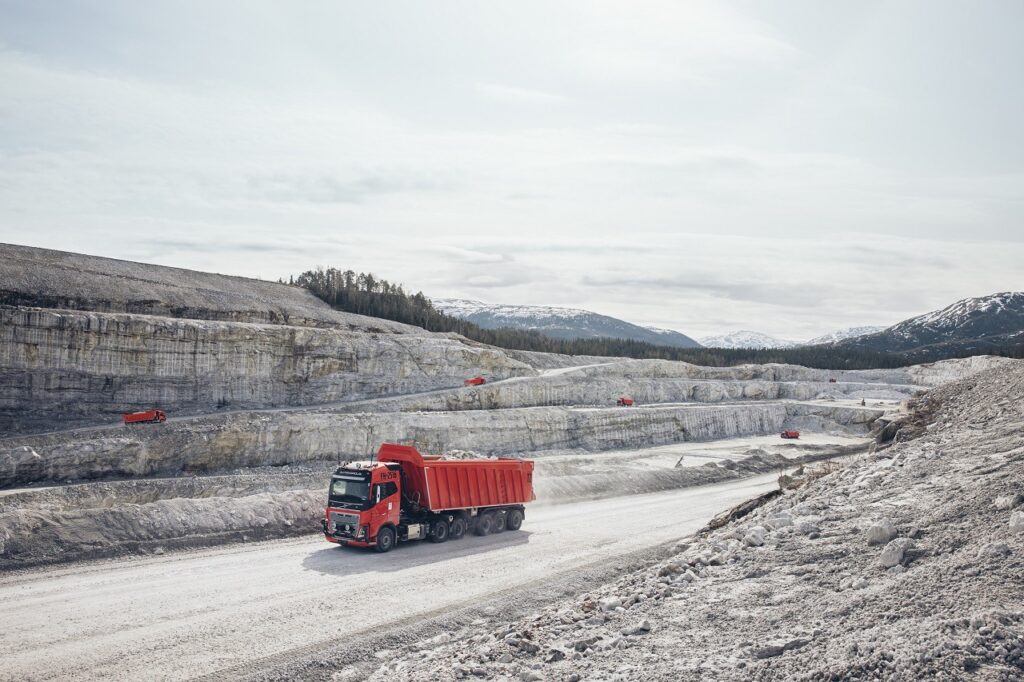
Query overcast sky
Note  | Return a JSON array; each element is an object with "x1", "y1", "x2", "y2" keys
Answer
[{"x1": 1, "y1": 1, "x2": 1022, "y2": 339}]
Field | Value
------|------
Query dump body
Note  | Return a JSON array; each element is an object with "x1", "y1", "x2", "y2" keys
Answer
[
  {"x1": 781, "y1": 430, "x2": 800, "y2": 439},
  {"x1": 617, "y1": 397, "x2": 634, "y2": 406},
  {"x1": 379, "y1": 443, "x2": 534, "y2": 512},
  {"x1": 123, "y1": 409, "x2": 166, "y2": 424},
  {"x1": 464, "y1": 376, "x2": 486, "y2": 386}
]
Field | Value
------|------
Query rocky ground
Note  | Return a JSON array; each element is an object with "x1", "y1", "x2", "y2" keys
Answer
[
  {"x1": 1, "y1": 355, "x2": 1013, "y2": 571},
  {"x1": 0, "y1": 433, "x2": 869, "y2": 569},
  {"x1": 3, "y1": 244, "x2": 1019, "y2": 582},
  {"x1": 368, "y1": 360, "x2": 1024, "y2": 681}
]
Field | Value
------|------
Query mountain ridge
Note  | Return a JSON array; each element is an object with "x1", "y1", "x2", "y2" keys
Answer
[{"x1": 431, "y1": 298, "x2": 702, "y2": 348}]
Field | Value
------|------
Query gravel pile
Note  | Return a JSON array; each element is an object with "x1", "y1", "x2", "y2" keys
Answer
[{"x1": 368, "y1": 360, "x2": 1024, "y2": 681}]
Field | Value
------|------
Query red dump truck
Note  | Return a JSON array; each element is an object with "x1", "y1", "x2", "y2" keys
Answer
[
  {"x1": 780, "y1": 430, "x2": 801, "y2": 439},
  {"x1": 322, "y1": 443, "x2": 535, "y2": 552},
  {"x1": 617, "y1": 397, "x2": 635, "y2": 407},
  {"x1": 464, "y1": 376, "x2": 487, "y2": 387},
  {"x1": 123, "y1": 409, "x2": 167, "y2": 425}
]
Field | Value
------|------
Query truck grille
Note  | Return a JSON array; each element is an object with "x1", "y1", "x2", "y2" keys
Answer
[{"x1": 330, "y1": 511, "x2": 361, "y2": 536}]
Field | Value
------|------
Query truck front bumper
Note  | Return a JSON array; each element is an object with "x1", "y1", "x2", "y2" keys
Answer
[{"x1": 321, "y1": 518, "x2": 370, "y2": 546}]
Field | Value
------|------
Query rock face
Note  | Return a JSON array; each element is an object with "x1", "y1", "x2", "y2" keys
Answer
[
  {"x1": 0, "y1": 402, "x2": 883, "y2": 487},
  {"x1": 340, "y1": 363, "x2": 919, "y2": 415},
  {"x1": 0, "y1": 307, "x2": 535, "y2": 433}
]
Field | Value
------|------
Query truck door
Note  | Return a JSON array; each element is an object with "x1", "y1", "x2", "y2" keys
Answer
[{"x1": 372, "y1": 482, "x2": 400, "y2": 526}]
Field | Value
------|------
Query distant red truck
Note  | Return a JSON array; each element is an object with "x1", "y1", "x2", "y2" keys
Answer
[
  {"x1": 780, "y1": 430, "x2": 801, "y2": 439},
  {"x1": 617, "y1": 397, "x2": 635, "y2": 407},
  {"x1": 464, "y1": 376, "x2": 487, "y2": 387},
  {"x1": 123, "y1": 409, "x2": 167, "y2": 425}
]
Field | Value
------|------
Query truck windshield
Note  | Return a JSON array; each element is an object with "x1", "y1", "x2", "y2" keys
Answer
[{"x1": 330, "y1": 477, "x2": 369, "y2": 505}]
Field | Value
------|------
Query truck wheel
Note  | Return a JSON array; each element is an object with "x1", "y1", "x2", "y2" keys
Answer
[
  {"x1": 375, "y1": 526, "x2": 396, "y2": 553},
  {"x1": 506, "y1": 509, "x2": 524, "y2": 531},
  {"x1": 450, "y1": 517, "x2": 467, "y2": 540},
  {"x1": 493, "y1": 512, "x2": 507, "y2": 533},
  {"x1": 430, "y1": 519, "x2": 450, "y2": 543},
  {"x1": 474, "y1": 513, "x2": 493, "y2": 536}
]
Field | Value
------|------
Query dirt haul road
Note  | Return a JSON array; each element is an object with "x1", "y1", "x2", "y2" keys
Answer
[{"x1": 0, "y1": 475, "x2": 777, "y2": 682}]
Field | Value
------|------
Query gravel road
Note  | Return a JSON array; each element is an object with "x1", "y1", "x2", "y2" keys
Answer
[{"x1": 0, "y1": 475, "x2": 777, "y2": 681}]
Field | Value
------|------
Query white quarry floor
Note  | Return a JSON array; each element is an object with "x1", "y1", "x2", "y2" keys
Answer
[
  {"x1": 538, "y1": 432, "x2": 869, "y2": 473},
  {"x1": 0, "y1": 474, "x2": 777, "y2": 682}
]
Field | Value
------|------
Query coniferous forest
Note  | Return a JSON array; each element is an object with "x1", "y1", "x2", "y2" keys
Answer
[{"x1": 291, "y1": 267, "x2": 1024, "y2": 370}]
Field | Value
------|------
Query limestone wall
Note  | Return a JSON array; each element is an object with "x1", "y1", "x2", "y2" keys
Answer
[
  {"x1": 0, "y1": 402, "x2": 883, "y2": 487},
  {"x1": 0, "y1": 307, "x2": 535, "y2": 433}
]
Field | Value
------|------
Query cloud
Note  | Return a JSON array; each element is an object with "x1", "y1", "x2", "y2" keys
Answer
[
  {"x1": 580, "y1": 273, "x2": 844, "y2": 308},
  {"x1": 476, "y1": 83, "x2": 570, "y2": 105},
  {"x1": 433, "y1": 246, "x2": 510, "y2": 264},
  {"x1": 1, "y1": 3, "x2": 1022, "y2": 340},
  {"x1": 243, "y1": 173, "x2": 445, "y2": 205}
]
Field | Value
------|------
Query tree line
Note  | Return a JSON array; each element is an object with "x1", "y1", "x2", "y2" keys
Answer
[{"x1": 288, "y1": 267, "x2": 1024, "y2": 369}]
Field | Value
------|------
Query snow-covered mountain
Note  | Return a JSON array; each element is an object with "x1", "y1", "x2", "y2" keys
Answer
[
  {"x1": 839, "y1": 292, "x2": 1024, "y2": 357},
  {"x1": 431, "y1": 298, "x2": 701, "y2": 348},
  {"x1": 698, "y1": 331, "x2": 797, "y2": 349},
  {"x1": 802, "y1": 325, "x2": 887, "y2": 346}
]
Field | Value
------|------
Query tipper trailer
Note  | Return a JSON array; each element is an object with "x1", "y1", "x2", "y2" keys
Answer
[
  {"x1": 123, "y1": 409, "x2": 166, "y2": 425},
  {"x1": 322, "y1": 443, "x2": 535, "y2": 552}
]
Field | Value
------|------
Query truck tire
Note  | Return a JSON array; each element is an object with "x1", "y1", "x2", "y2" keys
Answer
[
  {"x1": 506, "y1": 509, "x2": 524, "y2": 531},
  {"x1": 450, "y1": 517, "x2": 467, "y2": 540},
  {"x1": 375, "y1": 526, "x2": 396, "y2": 553},
  {"x1": 493, "y1": 512, "x2": 507, "y2": 533},
  {"x1": 430, "y1": 519, "x2": 450, "y2": 543},
  {"x1": 474, "y1": 513, "x2": 493, "y2": 536}
]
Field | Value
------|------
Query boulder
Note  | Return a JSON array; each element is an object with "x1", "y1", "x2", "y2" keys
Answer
[
  {"x1": 994, "y1": 494, "x2": 1022, "y2": 511},
  {"x1": 796, "y1": 520, "x2": 820, "y2": 535},
  {"x1": 880, "y1": 538, "x2": 913, "y2": 568},
  {"x1": 744, "y1": 526, "x2": 768, "y2": 547},
  {"x1": 866, "y1": 519, "x2": 897, "y2": 546},
  {"x1": 765, "y1": 511, "x2": 794, "y2": 530},
  {"x1": 977, "y1": 542, "x2": 1011, "y2": 559},
  {"x1": 751, "y1": 637, "x2": 809, "y2": 659},
  {"x1": 1011, "y1": 511, "x2": 1024, "y2": 533}
]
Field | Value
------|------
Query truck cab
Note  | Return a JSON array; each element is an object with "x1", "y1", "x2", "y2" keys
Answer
[{"x1": 322, "y1": 462, "x2": 402, "y2": 550}]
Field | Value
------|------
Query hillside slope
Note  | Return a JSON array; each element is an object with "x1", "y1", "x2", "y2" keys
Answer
[
  {"x1": 369, "y1": 359, "x2": 1024, "y2": 681},
  {"x1": 0, "y1": 242, "x2": 411, "y2": 330},
  {"x1": 433, "y1": 298, "x2": 701, "y2": 348},
  {"x1": 699, "y1": 330, "x2": 797, "y2": 349},
  {"x1": 840, "y1": 292, "x2": 1024, "y2": 358},
  {"x1": 803, "y1": 325, "x2": 886, "y2": 346}
]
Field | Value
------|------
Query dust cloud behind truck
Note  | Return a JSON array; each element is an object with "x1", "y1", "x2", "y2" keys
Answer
[{"x1": 322, "y1": 443, "x2": 535, "y2": 552}]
